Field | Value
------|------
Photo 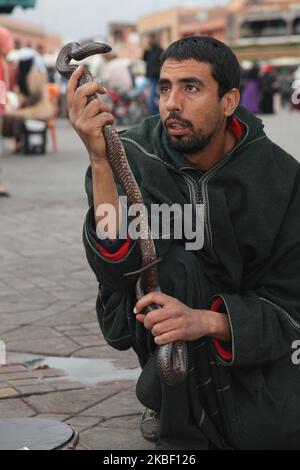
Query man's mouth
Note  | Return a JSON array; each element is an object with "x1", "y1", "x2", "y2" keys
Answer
[{"x1": 166, "y1": 119, "x2": 190, "y2": 136}]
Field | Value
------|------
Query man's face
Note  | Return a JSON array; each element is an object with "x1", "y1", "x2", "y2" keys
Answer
[{"x1": 159, "y1": 59, "x2": 226, "y2": 154}]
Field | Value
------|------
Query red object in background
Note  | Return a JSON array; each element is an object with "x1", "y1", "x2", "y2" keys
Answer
[
  {"x1": 0, "y1": 27, "x2": 13, "y2": 114},
  {"x1": 105, "y1": 87, "x2": 150, "y2": 126}
]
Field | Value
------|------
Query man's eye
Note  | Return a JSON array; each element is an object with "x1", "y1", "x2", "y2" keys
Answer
[
  {"x1": 186, "y1": 85, "x2": 198, "y2": 92},
  {"x1": 159, "y1": 86, "x2": 170, "y2": 94}
]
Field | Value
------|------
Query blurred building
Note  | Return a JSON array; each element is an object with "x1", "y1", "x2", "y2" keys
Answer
[
  {"x1": 179, "y1": 8, "x2": 228, "y2": 42},
  {"x1": 137, "y1": 7, "x2": 228, "y2": 48},
  {"x1": 107, "y1": 22, "x2": 142, "y2": 60},
  {"x1": 137, "y1": 1, "x2": 300, "y2": 61},
  {"x1": 0, "y1": 15, "x2": 61, "y2": 53},
  {"x1": 228, "y1": 0, "x2": 300, "y2": 60}
]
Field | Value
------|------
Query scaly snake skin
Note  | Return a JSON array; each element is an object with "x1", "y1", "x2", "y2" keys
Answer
[{"x1": 56, "y1": 42, "x2": 188, "y2": 385}]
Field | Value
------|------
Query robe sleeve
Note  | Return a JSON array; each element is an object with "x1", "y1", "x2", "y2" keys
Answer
[
  {"x1": 209, "y1": 171, "x2": 300, "y2": 367},
  {"x1": 83, "y1": 165, "x2": 141, "y2": 293}
]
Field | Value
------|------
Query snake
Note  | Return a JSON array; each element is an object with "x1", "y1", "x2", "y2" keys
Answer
[{"x1": 56, "y1": 42, "x2": 188, "y2": 386}]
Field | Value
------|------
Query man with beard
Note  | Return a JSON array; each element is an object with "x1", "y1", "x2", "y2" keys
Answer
[{"x1": 67, "y1": 37, "x2": 300, "y2": 450}]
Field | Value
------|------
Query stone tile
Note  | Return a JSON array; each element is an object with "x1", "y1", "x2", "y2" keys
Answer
[
  {"x1": 49, "y1": 288, "x2": 95, "y2": 303},
  {"x1": 101, "y1": 414, "x2": 142, "y2": 430},
  {"x1": 5, "y1": 337, "x2": 79, "y2": 356},
  {"x1": 35, "y1": 413, "x2": 70, "y2": 421},
  {"x1": 0, "y1": 290, "x2": 59, "y2": 309},
  {"x1": 80, "y1": 425, "x2": 155, "y2": 451},
  {"x1": 59, "y1": 280, "x2": 91, "y2": 290},
  {"x1": 81, "y1": 322, "x2": 100, "y2": 331},
  {"x1": 14, "y1": 384, "x2": 55, "y2": 395},
  {"x1": 70, "y1": 335, "x2": 102, "y2": 347},
  {"x1": 0, "y1": 311, "x2": 62, "y2": 326},
  {"x1": 28, "y1": 277, "x2": 61, "y2": 288},
  {"x1": 55, "y1": 325, "x2": 91, "y2": 334},
  {"x1": 65, "y1": 416, "x2": 102, "y2": 432},
  {"x1": 0, "y1": 398, "x2": 35, "y2": 418},
  {"x1": 81, "y1": 386, "x2": 143, "y2": 418},
  {"x1": 0, "y1": 326, "x2": 15, "y2": 335},
  {"x1": 0, "y1": 372, "x2": 37, "y2": 380},
  {"x1": 1, "y1": 326, "x2": 63, "y2": 342},
  {"x1": 34, "y1": 309, "x2": 97, "y2": 327},
  {"x1": 0, "y1": 365, "x2": 27, "y2": 374},
  {"x1": 23, "y1": 384, "x2": 126, "y2": 415},
  {"x1": 71, "y1": 346, "x2": 107, "y2": 358},
  {"x1": 33, "y1": 368, "x2": 66, "y2": 378},
  {"x1": 76, "y1": 441, "x2": 92, "y2": 450},
  {"x1": 0, "y1": 380, "x2": 10, "y2": 388},
  {"x1": 43, "y1": 378, "x2": 86, "y2": 391},
  {"x1": 31, "y1": 301, "x2": 78, "y2": 319},
  {"x1": 0, "y1": 387, "x2": 19, "y2": 399},
  {"x1": 8, "y1": 379, "x2": 41, "y2": 387},
  {"x1": 76, "y1": 439, "x2": 92, "y2": 451}
]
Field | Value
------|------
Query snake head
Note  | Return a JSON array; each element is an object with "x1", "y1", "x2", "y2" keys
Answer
[
  {"x1": 56, "y1": 41, "x2": 112, "y2": 80},
  {"x1": 71, "y1": 42, "x2": 112, "y2": 61}
]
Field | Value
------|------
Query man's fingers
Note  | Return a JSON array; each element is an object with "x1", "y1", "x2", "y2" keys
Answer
[
  {"x1": 79, "y1": 97, "x2": 111, "y2": 119},
  {"x1": 70, "y1": 81, "x2": 107, "y2": 118},
  {"x1": 135, "y1": 307, "x2": 170, "y2": 328},
  {"x1": 154, "y1": 330, "x2": 181, "y2": 346},
  {"x1": 134, "y1": 292, "x2": 174, "y2": 314},
  {"x1": 75, "y1": 112, "x2": 115, "y2": 135},
  {"x1": 135, "y1": 302, "x2": 181, "y2": 333},
  {"x1": 66, "y1": 64, "x2": 84, "y2": 109},
  {"x1": 67, "y1": 66, "x2": 108, "y2": 116},
  {"x1": 150, "y1": 318, "x2": 182, "y2": 337},
  {"x1": 135, "y1": 314, "x2": 183, "y2": 344},
  {"x1": 75, "y1": 81, "x2": 107, "y2": 100}
]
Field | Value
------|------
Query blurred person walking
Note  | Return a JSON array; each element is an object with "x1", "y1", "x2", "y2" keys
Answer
[
  {"x1": 279, "y1": 68, "x2": 293, "y2": 109},
  {"x1": 260, "y1": 64, "x2": 277, "y2": 114},
  {"x1": 102, "y1": 52, "x2": 133, "y2": 94},
  {"x1": 240, "y1": 63, "x2": 261, "y2": 114},
  {"x1": 0, "y1": 27, "x2": 13, "y2": 197},
  {"x1": 143, "y1": 34, "x2": 163, "y2": 115}
]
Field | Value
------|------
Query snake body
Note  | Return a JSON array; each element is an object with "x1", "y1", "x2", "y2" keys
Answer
[{"x1": 56, "y1": 42, "x2": 188, "y2": 386}]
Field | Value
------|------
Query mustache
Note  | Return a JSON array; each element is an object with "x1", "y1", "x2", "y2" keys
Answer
[{"x1": 164, "y1": 112, "x2": 193, "y2": 128}]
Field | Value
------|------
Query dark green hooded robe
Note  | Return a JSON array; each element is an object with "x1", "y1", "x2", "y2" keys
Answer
[{"x1": 83, "y1": 106, "x2": 300, "y2": 450}]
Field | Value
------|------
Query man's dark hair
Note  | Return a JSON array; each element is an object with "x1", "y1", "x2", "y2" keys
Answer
[{"x1": 160, "y1": 36, "x2": 241, "y2": 99}]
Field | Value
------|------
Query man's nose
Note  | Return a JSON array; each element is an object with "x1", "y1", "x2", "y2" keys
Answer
[{"x1": 164, "y1": 89, "x2": 183, "y2": 113}]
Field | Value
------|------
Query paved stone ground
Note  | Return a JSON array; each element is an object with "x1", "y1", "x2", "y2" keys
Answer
[
  {"x1": 0, "y1": 110, "x2": 299, "y2": 450},
  {"x1": 0, "y1": 119, "x2": 152, "y2": 450},
  {"x1": 0, "y1": 364, "x2": 150, "y2": 450}
]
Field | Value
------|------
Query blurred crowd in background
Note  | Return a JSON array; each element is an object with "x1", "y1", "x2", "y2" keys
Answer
[
  {"x1": 240, "y1": 60, "x2": 300, "y2": 115},
  {"x1": 0, "y1": 24, "x2": 299, "y2": 196}
]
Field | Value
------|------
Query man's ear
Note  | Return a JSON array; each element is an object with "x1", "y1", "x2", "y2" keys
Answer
[{"x1": 222, "y1": 88, "x2": 240, "y2": 118}]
